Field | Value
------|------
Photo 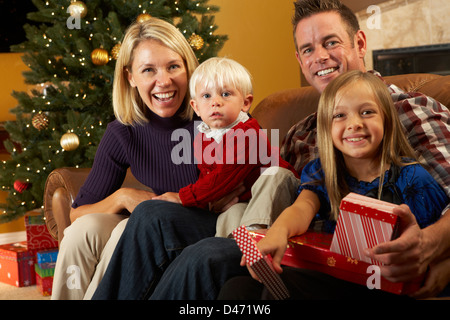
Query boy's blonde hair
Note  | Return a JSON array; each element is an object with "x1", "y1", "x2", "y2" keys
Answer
[
  {"x1": 189, "y1": 57, "x2": 253, "y2": 99},
  {"x1": 113, "y1": 18, "x2": 199, "y2": 125},
  {"x1": 316, "y1": 70, "x2": 417, "y2": 220}
]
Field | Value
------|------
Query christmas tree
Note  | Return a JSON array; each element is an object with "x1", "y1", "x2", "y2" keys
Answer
[{"x1": 0, "y1": 0, "x2": 227, "y2": 223}]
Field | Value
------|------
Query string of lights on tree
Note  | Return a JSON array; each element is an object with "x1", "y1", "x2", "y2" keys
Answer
[{"x1": 0, "y1": 0, "x2": 227, "y2": 222}]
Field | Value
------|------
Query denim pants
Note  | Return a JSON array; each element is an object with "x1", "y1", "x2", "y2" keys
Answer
[
  {"x1": 150, "y1": 237, "x2": 247, "y2": 300},
  {"x1": 91, "y1": 200, "x2": 218, "y2": 300}
]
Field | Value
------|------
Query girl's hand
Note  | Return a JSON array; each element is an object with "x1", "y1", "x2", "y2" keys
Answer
[
  {"x1": 237, "y1": 189, "x2": 318, "y2": 283},
  {"x1": 257, "y1": 231, "x2": 288, "y2": 274},
  {"x1": 240, "y1": 230, "x2": 288, "y2": 282}
]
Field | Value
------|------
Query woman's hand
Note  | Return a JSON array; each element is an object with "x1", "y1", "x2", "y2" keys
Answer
[
  {"x1": 70, "y1": 187, "x2": 157, "y2": 222},
  {"x1": 119, "y1": 188, "x2": 158, "y2": 213},
  {"x1": 152, "y1": 192, "x2": 182, "y2": 204}
]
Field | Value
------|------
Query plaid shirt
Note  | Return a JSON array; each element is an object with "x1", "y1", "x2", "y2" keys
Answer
[{"x1": 280, "y1": 71, "x2": 450, "y2": 201}]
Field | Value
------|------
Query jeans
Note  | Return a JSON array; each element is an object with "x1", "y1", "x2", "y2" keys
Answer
[
  {"x1": 91, "y1": 200, "x2": 218, "y2": 300},
  {"x1": 150, "y1": 237, "x2": 247, "y2": 300}
]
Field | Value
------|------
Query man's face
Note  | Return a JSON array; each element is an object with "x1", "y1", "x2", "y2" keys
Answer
[{"x1": 294, "y1": 11, "x2": 367, "y2": 93}]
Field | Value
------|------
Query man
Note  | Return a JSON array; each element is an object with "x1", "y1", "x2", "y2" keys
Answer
[
  {"x1": 101, "y1": 0, "x2": 450, "y2": 300},
  {"x1": 280, "y1": 0, "x2": 450, "y2": 299}
]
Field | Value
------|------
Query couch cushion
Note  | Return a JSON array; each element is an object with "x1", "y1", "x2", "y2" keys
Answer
[{"x1": 252, "y1": 73, "x2": 450, "y2": 146}]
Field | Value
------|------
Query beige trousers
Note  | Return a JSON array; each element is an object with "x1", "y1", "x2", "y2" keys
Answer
[
  {"x1": 51, "y1": 213, "x2": 128, "y2": 300},
  {"x1": 215, "y1": 167, "x2": 300, "y2": 237}
]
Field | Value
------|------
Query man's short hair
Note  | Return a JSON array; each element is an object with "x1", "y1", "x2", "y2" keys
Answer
[{"x1": 292, "y1": 0, "x2": 360, "y2": 50}]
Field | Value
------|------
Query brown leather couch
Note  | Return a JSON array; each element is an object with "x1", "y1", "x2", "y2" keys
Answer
[{"x1": 43, "y1": 73, "x2": 450, "y2": 244}]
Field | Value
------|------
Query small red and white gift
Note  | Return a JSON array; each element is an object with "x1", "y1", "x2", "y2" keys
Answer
[
  {"x1": 330, "y1": 193, "x2": 399, "y2": 265},
  {"x1": 0, "y1": 242, "x2": 36, "y2": 287},
  {"x1": 233, "y1": 225, "x2": 290, "y2": 300},
  {"x1": 25, "y1": 210, "x2": 58, "y2": 250}
]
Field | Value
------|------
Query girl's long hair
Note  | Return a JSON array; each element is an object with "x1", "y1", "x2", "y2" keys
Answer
[{"x1": 316, "y1": 70, "x2": 417, "y2": 220}]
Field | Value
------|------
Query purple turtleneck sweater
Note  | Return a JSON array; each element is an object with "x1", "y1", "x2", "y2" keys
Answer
[{"x1": 72, "y1": 110, "x2": 199, "y2": 209}]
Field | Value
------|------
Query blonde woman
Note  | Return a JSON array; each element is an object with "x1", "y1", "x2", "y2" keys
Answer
[
  {"x1": 52, "y1": 18, "x2": 228, "y2": 299},
  {"x1": 221, "y1": 70, "x2": 449, "y2": 299}
]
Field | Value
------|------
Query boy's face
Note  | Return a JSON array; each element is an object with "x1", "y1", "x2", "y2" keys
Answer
[{"x1": 190, "y1": 82, "x2": 253, "y2": 129}]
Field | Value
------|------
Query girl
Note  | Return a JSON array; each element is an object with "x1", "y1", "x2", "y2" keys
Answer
[{"x1": 227, "y1": 70, "x2": 449, "y2": 299}]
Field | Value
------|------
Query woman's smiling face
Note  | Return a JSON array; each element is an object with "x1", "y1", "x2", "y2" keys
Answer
[{"x1": 127, "y1": 39, "x2": 188, "y2": 118}]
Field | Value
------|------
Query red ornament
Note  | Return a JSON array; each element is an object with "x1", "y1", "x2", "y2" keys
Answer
[{"x1": 14, "y1": 180, "x2": 31, "y2": 193}]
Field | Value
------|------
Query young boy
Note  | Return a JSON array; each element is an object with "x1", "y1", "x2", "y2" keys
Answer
[{"x1": 154, "y1": 57, "x2": 298, "y2": 237}]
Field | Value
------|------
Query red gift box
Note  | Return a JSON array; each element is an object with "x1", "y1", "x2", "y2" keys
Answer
[
  {"x1": 25, "y1": 210, "x2": 58, "y2": 250},
  {"x1": 0, "y1": 242, "x2": 36, "y2": 287},
  {"x1": 34, "y1": 249, "x2": 57, "y2": 296},
  {"x1": 330, "y1": 193, "x2": 398, "y2": 266},
  {"x1": 251, "y1": 230, "x2": 422, "y2": 295},
  {"x1": 35, "y1": 273, "x2": 53, "y2": 296}
]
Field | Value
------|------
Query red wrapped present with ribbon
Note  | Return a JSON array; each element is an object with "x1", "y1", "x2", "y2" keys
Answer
[
  {"x1": 250, "y1": 226, "x2": 422, "y2": 295},
  {"x1": 25, "y1": 210, "x2": 58, "y2": 250}
]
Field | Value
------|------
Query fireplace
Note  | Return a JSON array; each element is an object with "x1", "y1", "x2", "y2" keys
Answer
[{"x1": 372, "y1": 43, "x2": 450, "y2": 76}]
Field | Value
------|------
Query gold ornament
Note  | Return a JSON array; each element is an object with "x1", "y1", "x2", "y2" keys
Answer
[
  {"x1": 68, "y1": 1, "x2": 88, "y2": 19},
  {"x1": 111, "y1": 43, "x2": 121, "y2": 60},
  {"x1": 60, "y1": 132, "x2": 80, "y2": 151},
  {"x1": 188, "y1": 34, "x2": 204, "y2": 51},
  {"x1": 136, "y1": 13, "x2": 152, "y2": 23},
  {"x1": 91, "y1": 48, "x2": 109, "y2": 66},
  {"x1": 32, "y1": 112, "x2": 49, "y2": 131}
]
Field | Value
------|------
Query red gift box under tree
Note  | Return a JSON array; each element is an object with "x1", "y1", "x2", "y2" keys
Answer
[
  {"x1": 25, "y1": 210, "x2": 58, "y2": 250},
  {"x1": 0, "y1": 242, "x2": 36, "y2": 287}
]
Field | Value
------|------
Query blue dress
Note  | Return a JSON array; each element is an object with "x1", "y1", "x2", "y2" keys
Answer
[{"x1": 299, "y1": 158, "x2": 449, "y2": 233}]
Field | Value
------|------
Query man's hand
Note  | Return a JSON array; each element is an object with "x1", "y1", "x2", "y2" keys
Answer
[
  {"x1": 364, "y1": 204, "x2": 430, "y2": 282},
  {"x1": 410, "y1": 258, "x2": 450, "y2": 299}
]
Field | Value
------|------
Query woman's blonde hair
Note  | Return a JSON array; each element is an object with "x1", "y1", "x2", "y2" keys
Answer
[
  {"x1": 189, "y1": 57, "x2": 253, "y2": 99},
  {"x1": 316, "y1": 70, "x2": 416, "y2": 220},
  {"x1": 113, "y1": 18, "x2": 199, "y2": 125}
]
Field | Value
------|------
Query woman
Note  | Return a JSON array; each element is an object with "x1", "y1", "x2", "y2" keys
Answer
[{"x1": 52, "y1": 17, "x2": 216, "y2": 299}]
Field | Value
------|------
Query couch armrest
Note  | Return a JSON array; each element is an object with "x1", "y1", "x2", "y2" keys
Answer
[
  {"x1": 43, "y1": 167, "x2": 152, "y2": 244},
  {"x1": 43, "y1": 168, "x2": 91, "y2": 244}
]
